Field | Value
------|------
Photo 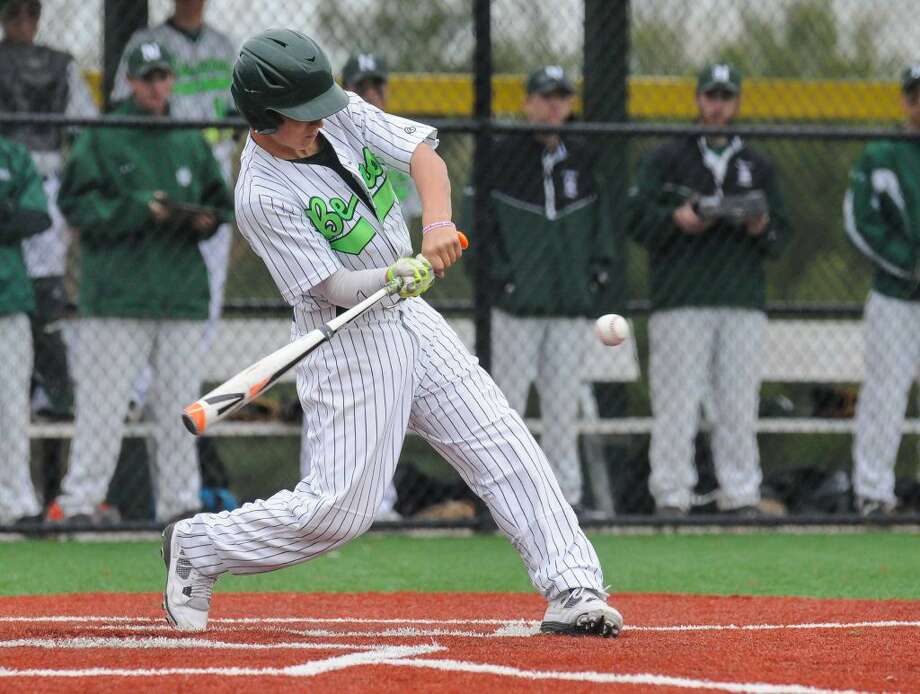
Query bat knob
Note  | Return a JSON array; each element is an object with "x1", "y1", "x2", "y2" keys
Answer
[{"x1": 181, "y1": 413, "x2": 202, "y2": 436}]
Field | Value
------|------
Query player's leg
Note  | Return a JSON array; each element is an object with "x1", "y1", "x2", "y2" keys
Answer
[
  {"x1": 54, "y1": 318, "x2": 153, "y2": 518},
  {"x1": 537, "y1": 317, "x2": 585, "y2": 506},
  {"x1": 175, "y1": 317, "x2": 415, "y2": 577},
  {"x1": 647, "y1": 307, "x2": 716, "y2": 511},
  {"x1": 853, "y1": 292, "x2": 920, "y2": 509},
  {"x1": 148, "y1": 320, "x2": 207, "y2": 522},
  {"x1": 405, "y1": 303, "x2": 620, "y2": 636},
  {"x1": 490, "y1": 308, "x2": 539, "y2": 414},
  {"x1": 709, "y1": 309, "x2": 766, "y2": 510},
  {"x1": 0, "y1": 314, "x2": 41, "y2": 523},
  {"x1": 407, "y1": 305, "x2": 601, "y2": 591},
  {"x1": 29, "y1": 275, "x2": 74, "y2": 418}
]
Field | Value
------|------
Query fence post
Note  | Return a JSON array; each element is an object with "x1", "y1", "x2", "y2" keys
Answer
[
  {"x1": 102, "y1": 0, "x2": 148, "y2": 111},
  {"x1": 582, "y1": 0, "x2": 631, "y2": 513},
  {"x1": 472, "y1": 0, "x2": 493, "y2": 373}
]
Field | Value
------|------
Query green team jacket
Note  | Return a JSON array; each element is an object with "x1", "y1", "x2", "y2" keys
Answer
[
  {"x1": 0, "y1": 136, "x2": 51, "y2": 315},
  {"x1": 844, "y1": 138, "x2": 920, "y2": 301},
  {"x1": 626, "y1": 137, "x2": 790, "y2": 311},
  {"x1": 58, "y1": 99, "x2": 233, "y2": 319}
]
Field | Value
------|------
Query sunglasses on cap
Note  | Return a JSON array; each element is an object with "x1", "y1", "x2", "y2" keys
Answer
[{"x1": 701, "y1": 88, "x2": 737, "y2": 101}]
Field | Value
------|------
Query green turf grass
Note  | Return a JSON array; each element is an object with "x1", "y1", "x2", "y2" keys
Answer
[{"x1": 0, "y1": 531, "x2": 917, "y2": 599}]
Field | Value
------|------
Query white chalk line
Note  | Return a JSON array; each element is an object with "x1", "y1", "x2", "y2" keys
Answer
[
  {"x1": 0, "y1": 651, "x2": 880, "y2": 693},
  {"x1": 0, "y1": 644, "x2": 444, "y2": 679},
  {"x1": 0, "y1": 637, "x2": 363, "y2": 651},
  {"x1": 377, "y1": 658, "x2": 878, "y2": 694},
  {"x1": 3, "y1": 615, "x2": 918, "y2": 634}
]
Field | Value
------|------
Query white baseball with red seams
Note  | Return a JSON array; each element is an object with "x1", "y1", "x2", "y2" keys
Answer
[{"x1": 595, "y1": 314, "x2": 630, "y2": 347}]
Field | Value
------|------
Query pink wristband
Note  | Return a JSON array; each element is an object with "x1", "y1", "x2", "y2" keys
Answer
[{"x1": 422, "y1": 221, "x2": 455, "y2": 234}]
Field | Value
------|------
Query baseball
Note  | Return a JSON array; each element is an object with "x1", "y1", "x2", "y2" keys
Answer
[{"x1": 595, "y1": 314, "x2": 630, "y2": 347}]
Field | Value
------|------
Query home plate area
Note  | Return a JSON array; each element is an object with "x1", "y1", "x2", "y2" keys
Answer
[{"x1": 0, "y1": 593, "x2": 918, "y2": 693}]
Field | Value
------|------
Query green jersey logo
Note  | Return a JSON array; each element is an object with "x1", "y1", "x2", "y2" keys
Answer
[{"x1": 303, "y1": 148, "x2": 398, "y2": 255}]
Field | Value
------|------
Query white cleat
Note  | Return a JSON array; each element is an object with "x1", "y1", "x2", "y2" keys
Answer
[
  {"x1": 540, "y1": 587, "x2": 624, "y2": 638},
  {"x1": 161, "y1": 521, "x2": 215, "y2": 631}
]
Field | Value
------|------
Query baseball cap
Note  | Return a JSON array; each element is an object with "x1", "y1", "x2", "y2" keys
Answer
[
  {"x1": 526, "y1": 65, "x2": 575, "y2": 96},
  {"x1": 901, "y1": 64, "x2": 920, "y2": 93},
  {"x1": 697, "y1": 63, "x2": 742, "y2": 95},
  {"x1": 126, "y1": 41, "x2": 175, "y2": 79},
  {"x1": 342, "y1": 53, "x2": 388, "y2": 88}
]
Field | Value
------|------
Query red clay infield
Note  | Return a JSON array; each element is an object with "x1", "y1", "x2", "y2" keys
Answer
[{"x1": 0, "y1": 592, "x2": 917, "y2": 692}]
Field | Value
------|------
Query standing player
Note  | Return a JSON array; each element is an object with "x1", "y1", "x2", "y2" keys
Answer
[
  {"x1": 467, "y1": 65, "x2": 612, "y2": 516},
  {"x1": 111, "y1": 0, "x2": 237, "y2": 410},
  {"x1": 0, "y1": 132, "x2": 51, "y2": 525},
  {"x1": 844, "y1": 64, "x2": 920, "y2": 517},
  {"x1": 626, "y1": 64, "x2": 790, "y2": 516},
  {"x1": 164, "y1": 29, "x2": 622, "y2": 639},
  {"x1": 0, "y1": 0, "x2": 98, "y2": 421}
]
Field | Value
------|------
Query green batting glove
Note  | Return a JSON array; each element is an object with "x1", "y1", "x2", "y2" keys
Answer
[{"x1": 386, "y1": 254, "x2": 434, "y2": 298}]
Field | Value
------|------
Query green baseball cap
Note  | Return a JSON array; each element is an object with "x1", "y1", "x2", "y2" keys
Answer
[
  {"x1": 526, "y1": 65, "x2": 575, "y2": 96},
  {"x1": 697, "y1": 63, "x2": 742, "y2": 95},
  {"x1": 901, "y1": 64, "x2": 920, "y2": 93},
  {"x1": 342, "y1": 53, "x2": 388, "y2": 88},
  {"x1": 126, "y1": 40, "x2": 175, "y2": 79}
]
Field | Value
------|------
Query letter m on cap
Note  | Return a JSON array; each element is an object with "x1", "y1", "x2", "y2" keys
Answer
[
  {"x1": 713, "y1": 64, "x2": 731, "y2": 82},
  {"x1": 141, "y1": 43, "x2": 162, "y2": 61}
]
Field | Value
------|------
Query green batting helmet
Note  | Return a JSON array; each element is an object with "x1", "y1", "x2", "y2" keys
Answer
[{"x1": 231, "y1": 29, "x2": 349, "y2": 134}]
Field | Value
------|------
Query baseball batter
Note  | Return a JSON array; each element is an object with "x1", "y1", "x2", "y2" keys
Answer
[{"x1": 163, "y1": 29, "x2": 622, "y2": 639}]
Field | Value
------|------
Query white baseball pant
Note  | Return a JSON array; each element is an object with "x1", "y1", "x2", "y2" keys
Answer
[
  {"x1": 648, "y1": 307, "x2": 765, "y2": 511},
  {"x1": 0, "y1": 314, "x2": 40, "y2": 523},
  {"x1": 179, "y1": 299, "x2": 606, "y2": 599},
  {"x1": 59, "y1": 318, "x2": 205, "y2": 521},
  {"x1": 491, "y1": 309, "x2": 587, "y2": 506},
  {"x1": 853, "y1": 291, "x2": 920, "y2": 505}
]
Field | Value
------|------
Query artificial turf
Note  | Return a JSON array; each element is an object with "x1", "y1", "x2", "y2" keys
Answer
[{"x1": 0, "y1": 531, "x2": 917, "y2": 599}]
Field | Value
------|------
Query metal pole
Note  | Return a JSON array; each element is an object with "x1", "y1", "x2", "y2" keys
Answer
[
  {"x1": 472, "y1": 0, "x2": 493, "y2": 372},
  {"x1": 102, "y1": 0, "x2": 148, "y2": 111}
]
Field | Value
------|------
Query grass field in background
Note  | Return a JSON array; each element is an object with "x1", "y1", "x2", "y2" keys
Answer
[{"x1": 1, "y1": 532, "x2": 917, "y2": 600}]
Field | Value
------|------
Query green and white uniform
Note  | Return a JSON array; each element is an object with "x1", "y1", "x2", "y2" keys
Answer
[
  {"x1": 56, "y1": 99, "x2": 233, "y2": 522},
  {"x1": 0, "y1": 137, "x2": 51, "y2": 523},
  {"x1": 844, "y1": 138, "x2": 920, "y2": 506}
]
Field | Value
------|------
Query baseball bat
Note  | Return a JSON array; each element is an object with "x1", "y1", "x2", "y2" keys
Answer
[
  {"x1": 182, "y1": 231, "x2": 469, "y2": 436},
  {"x1": 182, "y1": 279, "x2": 401, "y2": 436}
]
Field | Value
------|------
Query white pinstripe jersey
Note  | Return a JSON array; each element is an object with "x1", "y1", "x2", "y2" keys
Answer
[{"x1": 235, "y1": 93, "x2": 437, "y2": 318}]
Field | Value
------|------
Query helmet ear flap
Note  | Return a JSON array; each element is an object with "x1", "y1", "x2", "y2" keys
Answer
[{"x1": 254, "y1": 109, "x2": 283, "y2": 135}]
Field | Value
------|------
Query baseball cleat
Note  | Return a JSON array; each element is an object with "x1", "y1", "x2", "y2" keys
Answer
[
  {"x1": 162, "y1": 521, "x2": 215, "y2": 631},
  {"x1": 540, "y1": 587, "x2": 623, "y2": 638}
]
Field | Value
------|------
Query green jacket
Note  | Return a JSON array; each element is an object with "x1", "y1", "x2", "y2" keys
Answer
[
  {"x1": 0, "y1": 136, "x2": 50, "y2": 315},
  {"x1": 626, "y1": 136, "x2": 790, "y2": 311},
  {"x1": 58, "y1": 99, "x2": 233, "y2": 319},
  {"x1": 464, "y1": 134, "x2": 615, "y2": 317},
  {"x1": 844, "y1": 138, "x2": 920, "y2": 301}
]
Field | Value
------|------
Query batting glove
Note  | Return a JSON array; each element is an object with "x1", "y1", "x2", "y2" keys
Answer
[{"x1": 386, "y1": 254, "x2": 434, "y2": 298}]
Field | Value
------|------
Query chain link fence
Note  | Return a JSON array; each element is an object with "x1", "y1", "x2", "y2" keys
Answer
[{"x1": 2, "y1": 0, "x2": 920, "y2": 530}]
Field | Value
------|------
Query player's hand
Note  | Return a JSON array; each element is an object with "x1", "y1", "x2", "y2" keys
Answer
[
  {"x1": 421, "y1": 222, "x2": 462, "y2": 278},
  {"x1": 386, "y1": 254, "x2": 435, "y2": 298},
  {"x1": 148, "y1": 191, "x2": 171, "y2": 223},
  {"x1": 673, "y1": 202, "x2": 712, "y2": 235},
  {"x1": 191, "y1": 212, "x2": 218, "y2": 235},
  {"x1": 744, "y1": 213, "x2": 769, "y2": 237}
]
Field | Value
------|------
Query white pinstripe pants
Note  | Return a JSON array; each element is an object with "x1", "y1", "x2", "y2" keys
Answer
[
  {"x1": 853, "y1": 291, "x2": 920, "y2": 505},
  {"x1": 0, "y1": 313, "x2": 40, "y2": 522},
  {"x1": 648, "y1": 307, "x2": 765, "y2": 511},
  {"x1": 180, "y1": 299, "x2": 605, "y2": 599}
]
